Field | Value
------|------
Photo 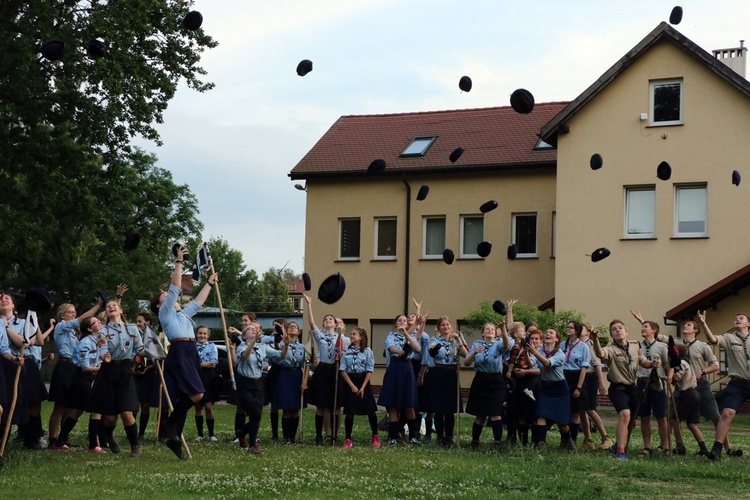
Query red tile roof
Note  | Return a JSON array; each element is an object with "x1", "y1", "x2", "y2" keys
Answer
[{"x1": 289, "y1": 102, "x2": 569, "y2": 179}]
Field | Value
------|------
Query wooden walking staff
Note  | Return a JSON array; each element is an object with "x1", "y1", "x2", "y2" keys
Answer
[
  {"x1": 155, "y1": 360, "x2": 192, "y2": 459},
  {"x1": 331, "y1": 325, "x2": 343, "y2": 446},
  {"x1": 203, "y1": 242, "x2": 237, "y2": 392},
  {"x1": 0, "y1": 344, "x2": 27, "y2": 458},
  {"x1": 155, "y1": 359, "x2": 164, "y2": 440}
]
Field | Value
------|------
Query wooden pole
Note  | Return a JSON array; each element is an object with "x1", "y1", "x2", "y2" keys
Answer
[
  {"x1": 0, "y1": 345, "x2": 26, "y2": 457},
  {"x1": 204, "y1": 243, "x2": 236, "y2": 392},
  {"x1": 331, "y1": 327, "x2": 343, "y2": 446}
]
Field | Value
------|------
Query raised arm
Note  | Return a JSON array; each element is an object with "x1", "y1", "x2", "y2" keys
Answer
[
  {"x1": 506, "y1": 299, "x2": 518, "y2": 330},
  {"x1": 629, "y1": 309, "x2": 645, "y2": 325},
  {"x1": 78, "y1": 296, "x2": 103, "y2": 322},
  {"x1": 698, "y1": 310, "x2": 718, "y2": 345},
  {"x1": 590, "y1": 328, "x2": 605, "y2": 360},
  {"x1": 194, "y1": 272, "x2": 218, "y2": 307},
  {"x1": 171, "y1": 246, "x2": 189, "y2": 288},
  {"x1": 412, "y1": 298, "x2": 423, "y2": 316},
  {"x1": 303, "y1": 292, "x2": 317, "y2": 330}
]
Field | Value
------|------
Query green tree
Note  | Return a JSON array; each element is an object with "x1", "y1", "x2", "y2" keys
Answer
[
  {"x1": 463, "y1": 301, "x2": 586, "y2": 336},
  {"x1": 257, "y1": 270, "x2": 293, "y2": 313},
  {"x1": 194, "y1": 237, "x2": 260, "y2": 312}
]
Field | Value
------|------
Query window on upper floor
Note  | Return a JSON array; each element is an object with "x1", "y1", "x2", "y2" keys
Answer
[
  {"x1": 625, "y1": 186, "x2": 655, "y2": 238},
  {"x1": 339, "y1": 218, "x2": 361, "y2": 260},
  {"x1": 650, "y1": 79, "x2": 682, "y2": 126},
  {"x1": 400, "y1": 136, "x2": 437, "y2": 157},
  {"x1": 512, "y1": 213, "x2": 537, "y2": 258},
  {"x1": 375, "y1": 217, "x2": 397, "y2": 259},
  {"x1": 675, "y1": 184, "x2": 707, "y2": 237},
  {"x1": 423, "y1": 216, "x2": 446, "y2": 258},
  {"x1": 289, "y1": 284, "x2": 297, "y2": 291},
  {"x1": 460, "y1": 215, "x2": 484, "y2": 258}
]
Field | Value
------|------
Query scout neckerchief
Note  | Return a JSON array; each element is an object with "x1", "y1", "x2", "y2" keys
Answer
[
  {"x1": 684, "y1": 338, "x2": 698, "y2": 372},
  {"x1": 542, "y1": 345, "x2": 557, "y2": 376},
  {"x1": 642, "y1": 339, "x2": 657, "y2": 361},
  {"x1": 564, "y1": 338, "x2": 580, "y2": 364},
  {"x1": 613, "y1": 341, "x2": 632, "y2": 365},
  {"x1": 738, "y1": 331, "x2": 750, "y2": 362},
  {"x1": 197, "y1": 340, "x2": 208, "y2": 360}
]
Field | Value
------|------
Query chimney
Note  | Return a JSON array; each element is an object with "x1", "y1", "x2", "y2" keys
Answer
[{"x1": 712, "y1": 40, "x2": 747, "y2": 78}]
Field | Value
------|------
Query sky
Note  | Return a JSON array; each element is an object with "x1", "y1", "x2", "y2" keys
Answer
[{"x1": 136, "y1": 0, "x2": 750, "y2": 276}]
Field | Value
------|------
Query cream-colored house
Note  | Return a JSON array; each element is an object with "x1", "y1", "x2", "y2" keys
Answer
[{"x1": 291, "y1": 22, "x2": 750, "y2": 387}]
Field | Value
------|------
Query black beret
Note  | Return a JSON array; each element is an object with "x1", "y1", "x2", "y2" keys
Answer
[
  {"x1": 367, "y1": 159, "x2": 386, "y2": 174},
  {"x1": 296, "y1": 59, "x2": 313, "y2": 77},
  {"x1": 442, "y1": 248, "x2": 455, "y2": 265},
  {"x1": 477, "y1": 241, "x2": 492, "y2": 258},
  {"x1": 591, "y1": 247, "x2": 611, "y2": 263},
  {"x1": 318, "y1": 273, "x2": 346, "y2": 304},
  {"x1": 416, "y1": 185, "x2": 430, "y2": 201},
  {"x1": 183, "y1": 11, "x2": 203, "y2": 31},
  {"x1": 459, "y1": 76, "x2": 472, "y2": 92},
  {"x1": 510, "y1": 88, "x2": 535, "y2": 114},
  {"x1": 449, "y1": 147, "x2": 464, "y2": 163},
  {"x1": 590, "y1": 153, "x2": 603, "y2": 171},
  {"x1": 479, "y1": 200, "x2": 498, "y2": 213}
]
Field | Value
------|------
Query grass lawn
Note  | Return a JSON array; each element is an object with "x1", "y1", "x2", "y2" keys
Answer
[{"x1": 1, "y1": 402, "x2": 749, "y2": 498}]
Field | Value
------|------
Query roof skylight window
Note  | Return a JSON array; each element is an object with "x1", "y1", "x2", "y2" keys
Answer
[{"x1": 400, "y1": 136, "x2": 437, "y2": 157}]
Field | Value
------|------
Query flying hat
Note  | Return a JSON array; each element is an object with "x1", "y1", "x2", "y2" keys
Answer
[
  {"x1": 669, "y1": 6, "x2": 683, "y2": 25},
  {"x1": 172, "y1": 242, "x2": 189, "y2": 260},
  {"x1": 416, "y1": 185, "x2": 430, "y2": 201},
  {"x1": 507, "y1": 244, "x2": 518, "y2": 260},
  {"x1": 449, "y1": 147, "x2": 464, "y2": 163},
  {"x1": 318, "y1": 273, "x2": 346, "y2": 304},
  {"x1": 41, "y1": 40, "x2": 65, "y2": 61},
  {"x1": 510, "y1": 88, "x2": 535, "y2": 114},
  {"x1": 296, "y1": 59, "x2": 313, "y2": 76},
  {"x1": 732, "y1": 170, "x2": 741, "y2": 186},
  {"x1": 302, "y1": 272, "x2": 312, "y2": 291},
  {"x1": 590, "y1": 153, "x2": 603, "y2": 170},
  {"x1": 657, "y1": 161, "x2": 672, "y2": 181},
  {"x1": 367, "y1": 159, "x2": 386, "y2": 174},
  {"x1": 591, "y1": 247, "x2": 611, "y2": 262},
  {"x1": 96, "y1": 290, "x2": 109, "y2": 304},
  {"x1": 87, "y1": 38, "x2": 106, "y2": 58},
  {"x1": 492, "y1": 300, "x2": 507, "y2": 316},
  {"x1": 123, "y1": 233, "x2": 141, "y2": 252},
  {"x1": 479, "y1": 200, "x2": 498, "y2": 213},
  {"x1": 442, "y1": 248, "x2": 455, "y2": 265},
  {"x1": 24, "y1": 288, "x2": 53, "y2": 312},
  {"x1": 477, "y1": 241, "x2": 492, "y2": 258},
  {"x1": 183, "y1": 11, "x2": 203, "y2": 30},
  {"x1": 459, "y1": 76, "x2": 472, "y2": 92}
]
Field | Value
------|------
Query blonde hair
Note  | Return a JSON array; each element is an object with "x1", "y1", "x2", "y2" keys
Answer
[{"x1": 57, "y1": 302, "x2": 74, "y2": 317}]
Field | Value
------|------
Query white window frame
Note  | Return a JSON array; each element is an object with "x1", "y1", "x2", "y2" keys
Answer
[
  {"x1": 674, "y1": 184, "x2": 707, "y2": 237},
  {"x1": 512, "y1": 213, "x2": 538, "y2": 258},
  {"x1": 650, "y1": 79, "x2": 683, "y2": 126},
  {"x1": 460, "y1": 214, "x2": 484, "y2": 258},
  {"x1": 338, "y1": 218, "x2": 361, "y2": 260},
  {"x1": 422, "y1": 216, "x2": 446, "y2": 259},
  {"x1": 624, "y1": 186, "x2": 656, "y2": 239},
  {"x1": 374, "y1": 217, "x2": 397, "y2": 260}
]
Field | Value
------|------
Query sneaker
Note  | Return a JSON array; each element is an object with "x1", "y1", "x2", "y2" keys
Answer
[
  {"x1": 209, "y1": 436, "x2": 219, "y2": 442},
  {"x1": 372, "y1": 435, "x2": 380, "y2": 448},
  {"x1": 315, "y1": 436, "x2": 324, "y2": 446},
  {"x1": 239, "y1": 436, "x2": 248, "y2": 448},
  {"x1": 51, "y1": 444, "x2": 71, "y2": 451},
  {"x1": 422, "y1": 435, "x2": 432, "y2": 445},
  {"x1": 581, "y1": 438, "x2": 596, "y2": 450},
  {"x1": 195, "y1": 436, "x2": 203, "y2": 442},
  {"x1": 88, "y1": 446, "x2": 107, "y2": 454},
  {"x1": 600, "y1": 437, "x2": 614, "y2": 450},
  {"x1": 388, "y1": 439, "x2": 398, "y2": 446},
  {"x1": 232, "y1": 437, "x2": 240, "y2": 445},
  {"x1": 562, "y1": 438, "x2": 577, "y2": 453},
  {"x1": 536, "y1": 441, "x2": 548, "y2": 453},
  {"x1": 674, "y1": 443, "x2": 686, "y2": 456},
  {"x1": 410, "y1": 437, "x2": 421, "y2": 445},
  {"x1": 616, "y1": 452, "x2": 627, "y2": 461},
  {"x1": 255, "y1": 437, "x2": 261, "y2": 444},
  {"x1": 708, "y1": 447, "x2": 722, "y2": 461},
  {"x1": 107, "y1": 436, "x2": 121, "y2": 454},
  {"x1": 727, "y1": 448, "x2": 744, "y2": 457},
  {"x1": 523, "y1": 388, "x2": 536, "y2": 401},
  {"x1": 343, "y1": 438, "x2": 353, "y2": 449},
  {"x1": 130, "y1": 446, "x2": 141, "y2": 457},
  {"x1": 470, "y1": 441, "x2": 480, "y2": 451},
  {"x1": 38, "y1": 437, "x2": 48, "y2": 448},
  {"x1": 165, "y1": 438, "x2": 186, "y2": 460},
  {"x1": 248, "y1": 444, "x2": 261, "y2": 455}
]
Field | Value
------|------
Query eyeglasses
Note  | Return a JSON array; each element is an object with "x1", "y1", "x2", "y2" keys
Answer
[{"x1": 565, "y1": 325, "x2": 574, "y2": 329}]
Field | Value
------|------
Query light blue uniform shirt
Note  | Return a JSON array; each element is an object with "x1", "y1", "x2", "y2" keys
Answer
[
  {"x1": 197, "y1": 341, "x2": 219, "y2": 364},
  {"x1": 340, "y1": 346, "x2": 375, "y2": 374},
  {"x1": 159, "y1": 284, "x2": 201, "y2": 341},
  {"x1": 54, "y1": 318, "x2": 80, "y2": 359},
  {"x1": 102, "y1": 321, "x2": 143, "y2": 361},
  {"x1": 6, "y1": 316, "x2": 27, "y2": 356},
  {"x1": 539, "y1": 348, "x2": 566, "y2": 382},
  {"x1": 427, "y1": 336, "x2": 461, "y2": 365},
  {"x1": 312, "y1": 328, "x2": 350, "y2": 364},
  {"x1": 560, "y1": 339, "x2": 591, "y2": 372},
  {"x1": 236, "y1": 342, "x2": 282, "y2": 379},
  {"x1": 407, "y1": 330, "x2": 427, "y2": 362},
  {"x1": 278, "y1": 341, "x2": 306, "y2": 369},
  {"x1": 469, "y1": 339, "x2": 507, "y2": 373},
  {"x1": 0, "y1": 322, "x2": 9, "y2": 356},
  {"x1": 75, "y1": 335, "x2": 102, "y2": 369}
]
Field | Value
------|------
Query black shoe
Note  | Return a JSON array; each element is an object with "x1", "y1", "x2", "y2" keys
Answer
[
  {"x1": 162, "y1": 421, "x2": 178, "y2": 441},
  {"x1": 674, "y1": 443, "x2": 686, "y2": 455},
  {"x1": 165, "y1": 438, "x2": 186, "y2": 460},
  {"x1": 315, "y1": 436, "x2": 324, "y2": 446},
  {"x1": 727, "y1": 448, "x2": 743, "y2": 457},
  {"x1": 470, "y1": 441, "x2": 480, "y2": 451},
  {"x1": 107, "y1": 436, "x2": 121, "y2": 454},
  {"x1": 708, "y1": 448, "x2": 722, "y2": 461}
]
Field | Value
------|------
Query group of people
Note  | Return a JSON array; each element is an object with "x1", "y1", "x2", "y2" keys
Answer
[{"x1": 2, "y1": 255, "x2": 750, "y2": 461}]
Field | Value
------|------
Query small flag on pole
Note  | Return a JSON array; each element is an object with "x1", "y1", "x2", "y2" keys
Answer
[
  {"x1": 192, "y1": 242, "x2": 212, "y2": 285},
  {"x1": 23, "y1": 310, "x2": 38, "y2": 344},
  {"x1": 143, "y1": 325, "x2": 167, "y2": 360}
]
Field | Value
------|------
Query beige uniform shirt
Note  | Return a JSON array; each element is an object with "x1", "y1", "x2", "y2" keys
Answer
[
  {"x1": 716, "y1": 332, "x2": 750, "y2": 381},
  {"x1": 656, "y1": 335, "x2": 718, "y2": 376},
  {"x1": 584, "y1": 338, "x2": 601, "y2": 374},
  {"x1": 636, "y1": 340, "x2": 668, "y2": 380},
  {"x1": 672, "y1": 359, "x2": 697, "y2": 391},
  {"x1": 599, "y1": 341, "x2": 644, "y2": 386}
]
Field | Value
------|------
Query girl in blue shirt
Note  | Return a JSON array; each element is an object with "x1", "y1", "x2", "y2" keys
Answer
[
  {"x1": 339, "y1": 327, "x2": 379, "y2": 448},
  {"x1": 194, "y1": 325, "x2": 219, "y2": 442},
  {"x1": 273, "y1": 321, "x2": 309, "y2": 444},
  {"x1": 561, "y1": 321, "x2": 591, "y2": 448}
]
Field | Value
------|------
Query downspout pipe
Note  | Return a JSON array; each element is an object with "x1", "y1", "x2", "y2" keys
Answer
[{"x1": 402, "y1": 177, "x2": 411, "y2": 315}]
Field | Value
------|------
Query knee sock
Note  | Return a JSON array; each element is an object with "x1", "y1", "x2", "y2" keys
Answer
[
  {"x1": 290, "y1": 416, "x2": 299, "y2": 442},
  {"x1": 398, "y1": 413, "x2": 407, "y2": 436},
  {"x1": 534, "y1": 424, "x2": 548, "y2": 444},
  {"x1": 560, "y1": 429, "x2": 571, "y2": 443},
  {"x1": 88, "y1": 418, "x2": 101, "y2": 449},
  {"x1": 195, "y1": 415, "x2": 204, "y2": 437},
  {"x1": 166, "y1": 397, "x2": 194, "y2": 438},
  {"x1": 388, "y1": 421, "x2": 399, "y2": 440},
  {"x1": 491, "y1": 420, "x2": 504, "y2": 443},
  {"x1": 472, "y1": 422, "x2": 483, "y2": 442},
  {"x1": 124, "y1": 423, "x2": 138, "y2": 447},
  {"x1": 408, "y1": 418, "x2": 419, "y2": 440},
  {"x1": 345, "y1": 414, "x2": 354, "y2": 439},
  {"x1": 424, "y1": 415, "x2": 433, "y2": 437},
  {"x1": 315, "y1": 414, "x2": 324, "y2": 438},
  {"x1": 570, "y1": 423, "x2": 580, "y2": 443},
  {"x1": 207, "y1": 418, "x2": 215, "y2": 437},
  {"x1": 234, "y1": 411, "x2": 246, "y2": 436},
  {"x1": 98, "y1": 421, "x2": 109, "y2": 447},
  {"x1": 434, "y1": 414, "x2": 445, "y2": 439},
  {"x1": 138, "y1": 412, "x2": 149, "y2": 437},
  {"x1": 519, "y1": 424, "x2": 529, "y2": 445},
  {"x1": 243, "y1": 419, "x2": 261, "y2": 445},
  {"x1": 506, "y1": 419, "x2": 517, "y2": 441},
  {"x1": 368, "y1": 413, "x2": 378, "y2": 435},
  {"x1": 444, "y1": 414, "x2": 455, "y2": 439},
  {"x1": 271, "y1": 411, "x2": 279, "y2": 439},
  {"x1": 56, "y1": 417, "x2": 78, "y2": 446}
]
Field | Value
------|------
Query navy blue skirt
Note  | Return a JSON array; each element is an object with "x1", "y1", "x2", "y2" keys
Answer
[
  {"x1": 23, "y1": 358, "x2": 48, "y2": 404},
  {"x1": 535, "y1": 379, "x2": 570, "y2": 425},
  {"x1": 274, "y1": 367, "x2": 304, "y2": 410},
  {"x1": 66, "y1": 369, "x2": 95, "y2": 412},
  {"x1": 134, "y1": 367, "x2": 157, "y2": 403},
  {"x1": 466, "y1": 371, "x2": 504, "y2": 417},
  {"x1": 164, "y1": 341, "x2": 205, "y2": 398},
  {"x1": 377, "y1": 359, "x2": 418, "y2": 409},
  {"x1": 340, "y1": 371, "x2": 378, "y2": 415},
  {"x1": 48, "y1": 359, "x2": 76, "y2": 403},
  {"x1": 309, "y1": 362, "x2": 340, "y2": 409},
  {"x1": 564, "y1": 370, "x2": 588, "y2": 413},
  {"x1": 90, "y1": 361, "x2": 139, "y2": 415},
  {"x1": 422, "y1": 365, "x2": 463, "y2": 413}
]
